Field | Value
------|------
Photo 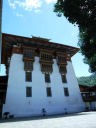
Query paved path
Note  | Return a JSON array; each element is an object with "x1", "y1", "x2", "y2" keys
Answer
[{"x1": 0, "y1": 112, "x2": 96, "y2": 128}]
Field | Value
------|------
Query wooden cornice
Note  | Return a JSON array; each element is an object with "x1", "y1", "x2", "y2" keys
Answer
[
  {"x1": 40, "y1": 48, "x2": 54, "y2": 54},
  {"x1": 1, "y1": 33, "x2": 79, "y2": 66},
  {"x1": 22, "y1": 46, "x2": 36, "y2": 50}
]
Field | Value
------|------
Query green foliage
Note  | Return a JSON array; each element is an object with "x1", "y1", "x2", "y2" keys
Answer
[
  {"x1": 78, "y1": 74, "x2": 96, "y2": 86},
  {"x1": 54, "y1": 0, "x2": 96, "y2": 72},
  {"x1": 78, "y1": 28, "x2": 96, "y2": 72}
]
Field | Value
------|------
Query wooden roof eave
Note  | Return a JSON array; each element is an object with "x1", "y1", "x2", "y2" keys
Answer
[{"x1": 1, "y1": 33, "x2": 80, "y2": 64}]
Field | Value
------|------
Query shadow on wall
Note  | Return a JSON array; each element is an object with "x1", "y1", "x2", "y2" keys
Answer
[{"x1": 0, "y1": 111, "x2": 91, "y2": 123}]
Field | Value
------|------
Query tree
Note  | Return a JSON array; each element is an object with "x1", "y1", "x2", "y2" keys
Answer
[{"x1": 54, "y1": 0, "x2": 96, "y2": 73}]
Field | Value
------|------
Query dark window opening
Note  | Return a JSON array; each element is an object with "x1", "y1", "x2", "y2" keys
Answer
[
  {"x1": 46, "y1": 87, "x2": 52, "y2": 97},
  {"x1": 64, "y1": 88, "x2": 69, "y2": 96},
  {"x1": 45, "y1": 73, "x2": 51, "y2": 83},
  {"x1": 61, "y1": 74, "x2": 67, "y2": 83},
  {"x1": 26, "y1": 87, "x2": 32, "y2": 97}
]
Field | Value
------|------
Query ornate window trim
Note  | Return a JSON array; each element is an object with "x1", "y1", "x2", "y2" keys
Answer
[{"x1": 39, "y1": 50, "x2": 53, "y2": 73}]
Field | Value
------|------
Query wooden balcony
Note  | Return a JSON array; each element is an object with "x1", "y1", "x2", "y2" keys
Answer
[{"x1": 82, "y1": 95, "x2": 96, "y2": 102}]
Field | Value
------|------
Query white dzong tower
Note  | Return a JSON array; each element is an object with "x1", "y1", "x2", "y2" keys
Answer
[{"x1": 2, "y1": 33, "x2": 85, "y2": 117}]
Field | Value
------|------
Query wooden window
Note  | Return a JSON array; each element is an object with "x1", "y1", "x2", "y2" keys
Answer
[
  {"x1": 61, "y1": 74, "x2": 67, "y2": 83},
  {"x1": 40, "y1": 53, "x2": 52, "y2": 61},
  {"x1": 24, "y1": 49, "x2": 34, "y2": 59},
  {"x1": 41, "y1": 64, "x2": 53, "y2": 73},
  {"x1": 59, "y1": 66, "x2": 67, "y2": 73},
  {"x1": 57, "y1": 56, "x2": 66, "y2": 64},
  {"x1": 45, "y1": 73, "x2": 51, "y2": 83},
  {"x1": 26, "y1": 87, "x2": 32, "y2": 97},
  {"x1": 64, "y1": 88, "x2": 69, "y2": 96},
  {"x1": 46, "y1": 87, "x2": 52, "y2": 97},
  {"x1": 26, "y1": 72, "x2": 32, "y2": 82},
  {"x1": 24, "y1": 61, "x2": 33, "y2": 71}
]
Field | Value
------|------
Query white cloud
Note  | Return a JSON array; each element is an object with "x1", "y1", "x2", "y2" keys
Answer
[
  {"x1": 34, "y1": 9, "x2": 41, "y2": 13},
  {"x1": 8, "y1": 0, "x2": 57, "y2": 16},
  {"x1": 44, "y1": 0, "x2": 57, "y2": 4},
  {"x1": 8, "y1": 0, "x2": 42, "y2": 11},
  {"x1": 16, "y1": 12, "x2": 24, "y2": 17},
  {"x1": 8, "y1": 0, "x2": 16, "y2": 9}
]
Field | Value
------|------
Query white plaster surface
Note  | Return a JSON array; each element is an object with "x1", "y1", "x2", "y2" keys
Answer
[
  {"x1": 3, "y1": 54, "x2": 85, "y2": 117},
  {"x1": 0, "y1": 112, "x2": 96, "y2": 128}
]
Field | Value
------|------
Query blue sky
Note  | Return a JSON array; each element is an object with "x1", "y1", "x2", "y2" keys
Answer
[{"x1": 0, "y1": 0, "x2": 91, "y2": 77}]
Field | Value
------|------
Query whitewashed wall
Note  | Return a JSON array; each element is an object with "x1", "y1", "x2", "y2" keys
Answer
[{"x1": 3, "y1": 54, "x2": 85, "y2": 117}]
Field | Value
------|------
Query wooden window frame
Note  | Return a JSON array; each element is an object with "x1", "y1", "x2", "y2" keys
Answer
[
  {"x1": 59, "y1": 66, "x2": 67, "y2": 73},
  {"x1": 23, "y1": 49, "x2": 34, "y2": 59},
  {"x1": 24, "y1": 61, "x2": 33, "y2": 71},
  {"x1": 40, "y1": 53, "x2": 52, "y2": 61},
  {"x1": 25, "y1": 71, "x2": 32, "y2": 82}
]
